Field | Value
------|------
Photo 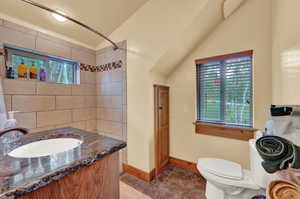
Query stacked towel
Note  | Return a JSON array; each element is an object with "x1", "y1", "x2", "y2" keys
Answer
[
  {"x1": 267, "y1": 179, "x2": 300, "y2": 199},
  {"x1": 256, "y1": 136, "x2": 300, "y2": 173}
]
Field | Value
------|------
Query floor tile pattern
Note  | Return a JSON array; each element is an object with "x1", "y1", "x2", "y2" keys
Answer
[{"x1": 120, "y1": 166, "x2": 206, "y2": 199}]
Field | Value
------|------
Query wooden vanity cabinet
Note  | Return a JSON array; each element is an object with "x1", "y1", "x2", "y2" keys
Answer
[{"x1": 21, "y1": 152, "x2": 119, "y2": 199}]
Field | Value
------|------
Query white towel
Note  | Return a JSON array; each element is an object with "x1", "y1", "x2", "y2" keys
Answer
[
  {"x1": 271, "y1": 116, "x2": 292, "y2": 135},
  {"x1": 291, "y1": 111, "x2": 300, "y2": 129},
  {"x1": 268, "y1": 111, "x2": 300, "y2": 145}
]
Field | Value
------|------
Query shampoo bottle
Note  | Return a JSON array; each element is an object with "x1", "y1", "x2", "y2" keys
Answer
[
  {"x1": 29, "y1": 62, "x2": 37, "y2": 80},
  {"x1": 39, "y1": 67, "x2": 46, "y2": 81},
  {"x1": 18, "y1": 59, "x2": 27, "y2": 80},
  {"x1": 6, "y1": 67, "x2": 15, "y2": 79}
]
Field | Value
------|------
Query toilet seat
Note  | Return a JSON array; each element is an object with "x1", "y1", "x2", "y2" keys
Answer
[
  {"x1": 198, "y1": 158, "x2": 260, "y2": 190},
  {"x1": 198, "y1": 158, "x2": 243, "y2": 180}
]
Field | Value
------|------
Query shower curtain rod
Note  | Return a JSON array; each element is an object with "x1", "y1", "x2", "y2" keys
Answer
[{"x1": 19, "y1": 0, "x2": 119, "y2": 50}]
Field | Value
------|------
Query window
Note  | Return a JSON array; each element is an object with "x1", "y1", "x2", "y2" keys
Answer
[
  {"x1": 195, "y1": 50, "x2": 254, "y2": 140},
  {"x1": 4, "y1": 45, "x2": 79, "y2": 84}
]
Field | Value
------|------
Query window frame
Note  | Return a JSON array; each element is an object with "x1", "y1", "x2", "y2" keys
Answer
[
  {"x1": 194, "y1": 50, "x2": 256, "y2": 141},
  {"x1": 4, "y1": 44, "x2": 80, "y2": 84}
]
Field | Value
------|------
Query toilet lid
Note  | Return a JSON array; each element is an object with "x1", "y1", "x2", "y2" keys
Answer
[{"x1": 198, "y1": 158, "x2": 243, "y2": 180}]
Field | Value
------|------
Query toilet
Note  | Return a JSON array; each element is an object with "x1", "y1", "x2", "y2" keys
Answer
[{"x1": 197, "y1": 138, "x2": 277, "y2": 199}]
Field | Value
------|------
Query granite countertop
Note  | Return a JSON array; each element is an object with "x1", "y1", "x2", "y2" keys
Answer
[{"x1": 0, "y1": 127, "x2": 126, "y2": 199}]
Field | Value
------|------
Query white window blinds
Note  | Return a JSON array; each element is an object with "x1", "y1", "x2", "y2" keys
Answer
[{"x1": 196, "y1": 51, "x2": 253, "y2": 127}]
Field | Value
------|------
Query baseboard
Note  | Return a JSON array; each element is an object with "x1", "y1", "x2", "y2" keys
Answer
[
  {"x1": 169, "y1": 156, "x2": 200, "y2": 175},
  {"x1": 122, "y1": 163, "x2": 155, "y2": 182},
  {"x1": 123, "y1": 157, "x2": 199, "y2": 182}
]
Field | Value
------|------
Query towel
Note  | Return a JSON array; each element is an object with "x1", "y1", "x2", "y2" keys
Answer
[
  {"x1": 256, "y1": 136, "x2": 300, "y2": 173},
  {"x1": 277, "y1": 168, "x2": 300, "y2": 185},
  {"x1": 271, "y1": 116, "x2": 291, "y2": 135},
  {"x1": 268, "y1": 110, "x2": 300, "y2": 146},
  {"x1": 267, "y1": 179, "x2": 300, "y2": 199},
  {"x1": 291, "y1": 111, "x2": 300, "y2": 129}
]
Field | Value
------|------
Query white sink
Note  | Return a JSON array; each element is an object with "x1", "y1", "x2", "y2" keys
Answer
[{"x1": 8, "y1": 138, "x2": 82, "y2": 158}]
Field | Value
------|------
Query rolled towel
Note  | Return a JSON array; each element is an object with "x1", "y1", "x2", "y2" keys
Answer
[
  {"x1": 267, "y1": 179, "x2": 300, "y2": 199},
  {"x1": 256, "y1": 136, "x2": 300, "y2": 173}
]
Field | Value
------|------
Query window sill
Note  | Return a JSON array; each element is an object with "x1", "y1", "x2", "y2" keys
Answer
[{"x1": 193, "y1": 121, "x2": 257, "y2": 141}]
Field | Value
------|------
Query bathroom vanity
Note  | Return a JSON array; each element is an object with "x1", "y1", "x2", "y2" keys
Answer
[{"x1": 0, "y1": 127, "x2": 126, "y2": 199}]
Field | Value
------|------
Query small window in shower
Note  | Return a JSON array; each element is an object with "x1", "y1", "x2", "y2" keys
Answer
[{"x1": 4, "y1": 45, "x2": 80, "y2": 84}]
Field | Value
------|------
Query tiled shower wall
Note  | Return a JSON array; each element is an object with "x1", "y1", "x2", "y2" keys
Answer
[
  {"x1": 96, "y1": 41, "x2": 127, "y2": 165},
  {"x1": 0, "y1": 18, "x2": 97, "y2": 132},
  {"x1": 2, "y1": 76, "x2": 97, "y2": 133}
]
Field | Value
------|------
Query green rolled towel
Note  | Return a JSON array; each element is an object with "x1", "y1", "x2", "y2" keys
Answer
[{"x1": 256, "y1": 136, "x2": 300, "y2": 174}]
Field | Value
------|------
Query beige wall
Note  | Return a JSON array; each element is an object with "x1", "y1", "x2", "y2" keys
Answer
[
  {"x1": 0, "y1": 19, "x2": 96, "y2": 65},
  {"x1": 99, "y1": 0, "x2": 225, "y2": 172},
  {"x1": 166, "y1": 0, "x2": 272, "y2": 169},
  {"x1": 0, "y1": 18, "x2": 97, "y2": 133},
  {"x1": 272, "y1": 0, "x2": 300, "y2": 105}
]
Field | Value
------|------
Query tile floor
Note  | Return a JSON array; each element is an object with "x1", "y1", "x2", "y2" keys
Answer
[
  {"x1": 120, "y1": 166, "x2": 206, "y2": 199},
  {"x1": 120, "y1": 182, "x2": 151, "y2": 199}
]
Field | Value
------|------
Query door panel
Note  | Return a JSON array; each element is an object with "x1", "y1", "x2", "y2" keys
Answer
[{"x1": 154, "y1": 85, "x2": 169, "y2": 176}]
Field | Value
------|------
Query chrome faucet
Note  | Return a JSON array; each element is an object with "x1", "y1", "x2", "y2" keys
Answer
[
  {"x1": 0, "y1": 128, "x2": 29, "y2": 137},
  {"x1": 0, "y1": 128, "x2": 29, "y2": 157}
]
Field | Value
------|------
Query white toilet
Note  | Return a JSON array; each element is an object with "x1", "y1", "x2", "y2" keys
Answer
[{"x1": 197, "y1": 139, "x2": 277, "y2": 199}]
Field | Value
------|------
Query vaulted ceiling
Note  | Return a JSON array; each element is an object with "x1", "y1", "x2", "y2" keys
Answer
[{"x1": 0, "y1": 0, "x2": 149, "y2": 48}]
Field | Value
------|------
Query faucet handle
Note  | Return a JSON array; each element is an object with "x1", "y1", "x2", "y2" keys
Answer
[{"x1": 0, "y1": 128, "x2": 29, "y2": 137}]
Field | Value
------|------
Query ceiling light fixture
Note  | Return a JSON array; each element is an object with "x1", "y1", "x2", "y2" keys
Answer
[{"x1": 52, "y1": 11, "x2": 67, "y2": 22}]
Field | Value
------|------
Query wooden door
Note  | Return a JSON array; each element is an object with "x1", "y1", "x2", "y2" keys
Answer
[{"x1": 154, "y1": 85, "x2": 170, "y2": 176}]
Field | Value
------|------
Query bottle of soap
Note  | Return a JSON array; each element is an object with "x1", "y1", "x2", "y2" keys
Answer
[
  {"x1": 18, "y1": 59, "x2": 27, "y2": 80},
  {"x1": 6, "y1": 66, "x2": 15, "y2": 79},
  {"x1": 39, "y1": 67, "x2": 46, "y2": 81},
  {"x1": 29, "y1": 61, "x2": 37, "y2": 80}
]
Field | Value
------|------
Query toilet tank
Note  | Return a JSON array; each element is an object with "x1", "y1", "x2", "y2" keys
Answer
[{"x1": 249, "y1": 138, "x2": 277, "y2": 188}]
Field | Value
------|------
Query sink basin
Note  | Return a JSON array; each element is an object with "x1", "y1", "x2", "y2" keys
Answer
[{"x1": 8, "y1": 138, "x2": 82, "y2": 158}]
